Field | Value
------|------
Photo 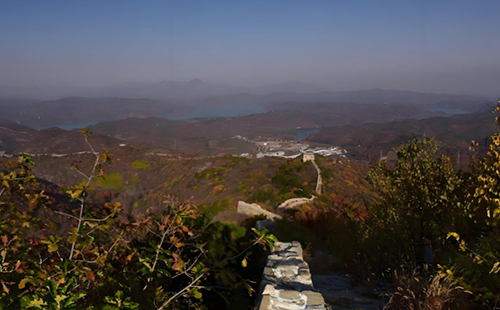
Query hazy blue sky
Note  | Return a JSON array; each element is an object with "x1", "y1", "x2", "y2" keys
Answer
[{"x1": 1, "y1": 0, "x2": 499, "y2": 98}]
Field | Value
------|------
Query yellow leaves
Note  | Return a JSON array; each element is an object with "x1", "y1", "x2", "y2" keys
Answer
[
  {"x1": 48, "y1": 243, "x2": 58, "y2": 252},
  {"x1": 27, "y1": 298, "x2": 47, "y2": 308},
  {"x1": 67, "y1": 234, "x2": 78, "y2": 244},
  {"x1": 469, "y1": 140, "x2": 479, "y2": 151},
  {"x1": 54, "y1": 294, "x2": 68, "y2": 305},
  {"x1": 99, "y1": 152, "x2": 110, "y2": 163},
  {"x1": 69, "y1": 189, "x2": 83, "y2": 199},
  {"x1": 491, "y1": 262, "x2": 500, "y2": 274},
  {"x1": 492, "y1": 134, "x2": 500, "y2": 146},
  {"x1": 241, "y1": 258, "x2": 248, "y2": 268},
  {"x1": 126, "y1": 251, "x2": 136, "y2": 261},
  {"x1": 447, "y1": 232, "x2": 460, "y2": 241},
  {"x1": 18, "y1": 277, "x2": 41, "y2": 289},
  {"x1": 447, "y1": 232, "x2": 467, "y2": 252},
  {"x1": 446, "y1": 269, "x2": 454, "y2": 277},
  {"x1": 41, "y1": 236, "x2": 61, "y2": 252}
]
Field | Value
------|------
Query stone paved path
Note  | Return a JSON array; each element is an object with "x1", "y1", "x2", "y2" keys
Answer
[{"x1": 312, "y1": 274, "x2": 385, "y2": 310}]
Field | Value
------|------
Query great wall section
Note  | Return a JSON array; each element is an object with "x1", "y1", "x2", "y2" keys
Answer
[
  {"x1": 243, "y1": 155, "x2": 383, "y2": 309},
  {"x1": 256, "y1": 241, "x2": 326, "y2": 310}
]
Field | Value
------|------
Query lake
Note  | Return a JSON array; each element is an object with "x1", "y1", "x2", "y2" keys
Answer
[
  {"x1": 34, "y1": 105, "x2": 268, "y2": 130},
  {"x1": 427, "y1": 107, "x2": 471, "y2": 116},
  {"x1": 35, "y1": 120, "x2": 106, "y2": 131}
]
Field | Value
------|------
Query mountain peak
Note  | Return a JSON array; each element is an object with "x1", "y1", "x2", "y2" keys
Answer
[{"x1": 189, "y1": 78, "x2": 204, "y2": 85}]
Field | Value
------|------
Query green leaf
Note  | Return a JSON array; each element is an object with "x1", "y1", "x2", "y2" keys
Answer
[
  {"x1": 139, "y1": 257, "x2": 151, "y2": 270},
  {"x1": 192, "y1": 288, "x2": 203, "y2": 299}
]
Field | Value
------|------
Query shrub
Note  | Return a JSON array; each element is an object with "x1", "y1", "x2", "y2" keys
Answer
[{"x1": 386, "y1": 269, "x2": 471, "y2": 310}]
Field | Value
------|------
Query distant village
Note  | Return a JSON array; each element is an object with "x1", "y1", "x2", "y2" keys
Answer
[{"x1": 232, "y1": 135, "x2": 346, "y2": 159}]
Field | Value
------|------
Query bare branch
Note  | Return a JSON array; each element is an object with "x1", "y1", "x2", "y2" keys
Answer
[
  {"x1": 73, "y1": 168, "x2": 90, "y2": 180},
  {"x1": 84, "y1": 134, "x2": 98, "y2": 155},
  {"x1": 81, "y1": 212, "x2": 114, "y2": 222},
  {"x1": 143, "y1": 227, "x2": 171, "y2": 291},
  {"x1": 172, "y1": 252, "x2": 203, "y2": 280},
  {"x1": 158, "y1": 272, "x2": 206, "y2": 310},
  {"x1": 54, "y1": 210, "x2": 79, "y2": 221}
]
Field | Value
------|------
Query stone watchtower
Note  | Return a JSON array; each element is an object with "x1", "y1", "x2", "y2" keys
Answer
[{"x1": 302, "y1": 152, "x2": 315, "y2": 163}]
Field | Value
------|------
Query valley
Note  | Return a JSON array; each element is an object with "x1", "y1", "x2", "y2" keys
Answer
[{"x1": 1, "y1": 88, "x2": 497, "y2": 309}]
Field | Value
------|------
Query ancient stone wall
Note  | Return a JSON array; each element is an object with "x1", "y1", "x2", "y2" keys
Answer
[{"x1": 256, "y1": 241, "x2": 326, "y2": 310}]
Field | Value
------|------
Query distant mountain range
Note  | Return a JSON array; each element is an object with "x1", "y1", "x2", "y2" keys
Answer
[
  {"x1": 0, "y1": 87, "x2": 491, "y2": 128},
  {"x1": 97, "y1": 79, "x2": 329, "y2": 100},
  {"x1": 0, "y1": 97, "x2": 189, "y2": 128}
]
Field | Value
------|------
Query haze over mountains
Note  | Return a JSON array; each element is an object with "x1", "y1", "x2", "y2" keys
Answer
[
  {"x1": 0, "y1": 80, "x2": 491, "y2": 128},
  {"x1": 0, "y1": 80, "x2": 495, "y2": 165}
]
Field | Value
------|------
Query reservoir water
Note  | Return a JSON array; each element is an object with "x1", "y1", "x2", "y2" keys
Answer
[
  {"x1": 427, "y1": 107, "x2": 470, "y2": 116},
  {"x1": 34, "y1": 105, "x2": 268, "y2": 130},
  {"x1": 36, "y1": 120, "x2": 105, "y2": 131}
]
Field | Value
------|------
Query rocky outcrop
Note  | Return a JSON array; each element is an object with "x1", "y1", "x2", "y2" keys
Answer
[{"x1": 257, "y1": 241, "x2": 326, "y2": 310}]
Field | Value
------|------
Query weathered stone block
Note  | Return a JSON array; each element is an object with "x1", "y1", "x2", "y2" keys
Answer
[
  {"x1": 258, "y1": 295, "x2": 272, "y2": 310},
  {"x1": 303, "y1": 290, "x2": 325, "y2": 305},
  {"x1": 277, "y1": 289, "x2": 301, "y2": 301},
  {"x1": 262, "y1": 284, "x2": 276, "y2": 296}
]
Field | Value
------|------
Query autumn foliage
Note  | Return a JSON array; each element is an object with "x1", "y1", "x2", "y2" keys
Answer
[{"x1": 0, "y1": 136, "x2": 276, "y2": 309}]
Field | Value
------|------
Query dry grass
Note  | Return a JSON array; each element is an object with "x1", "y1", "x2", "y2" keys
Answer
[{"x1": 385, "y1": 270, "x2": 471, "y2": 310}]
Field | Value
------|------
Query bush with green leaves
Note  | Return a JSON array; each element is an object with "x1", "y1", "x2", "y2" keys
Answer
[{"x1": 366, "y1": 138, "x2": 470, "y2": 262}]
